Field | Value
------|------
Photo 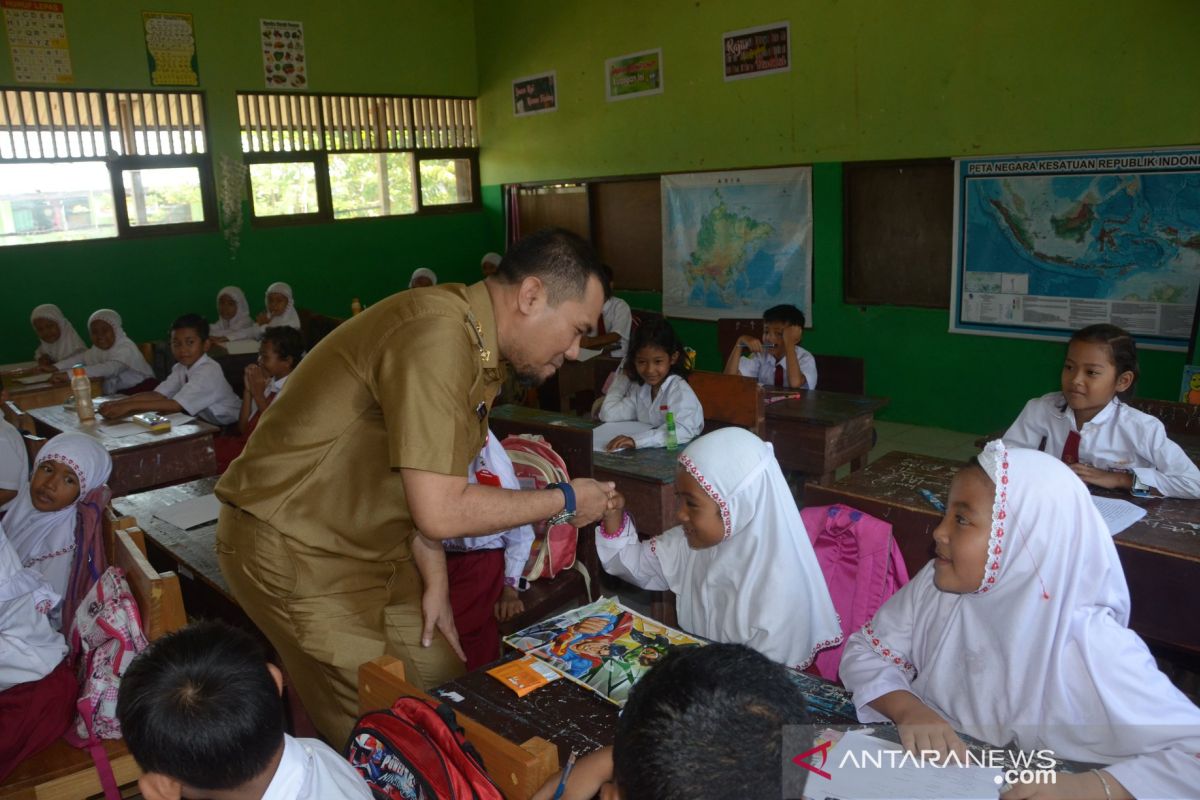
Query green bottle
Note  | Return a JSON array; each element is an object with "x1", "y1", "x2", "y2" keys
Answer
[{"x1": 662, "y1": 404, "x2": 678, "y2": 450}]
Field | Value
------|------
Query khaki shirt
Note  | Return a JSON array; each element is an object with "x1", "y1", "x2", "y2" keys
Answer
[{"x1": 216, "y1": 282, "x2": 504, "y2": 562}]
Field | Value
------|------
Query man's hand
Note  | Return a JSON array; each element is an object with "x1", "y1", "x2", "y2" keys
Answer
[{"x1": 569, "y1": 478, "x2": 617, "y2": 526}]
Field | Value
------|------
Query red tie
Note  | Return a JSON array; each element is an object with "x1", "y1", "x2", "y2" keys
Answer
[
  {"x1": 773, "y1": 363, "x2": 784, "y2": 387},
  {"x1": 597, "y1": 314, "x2": 607, "y2": 336},
  {"x1": 1061, "y1": 431, "x2": 1081, "y2": 464}
]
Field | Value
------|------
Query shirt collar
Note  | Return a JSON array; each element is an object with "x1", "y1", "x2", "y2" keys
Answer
[
  {"x1": 465, "y1": 281, "x2": 500, "y2": 369},
  {"x1": 261, "y1": 735, "x2": 305, "y2": 800}
]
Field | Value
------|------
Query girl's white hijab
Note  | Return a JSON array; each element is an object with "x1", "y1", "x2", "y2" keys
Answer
[
  {"x1": 862, "y1": 442, "x2": 1200, "y2": 767},
  {"x1": 86, "y1": 308, "x2": 153, "y2": 374},
  {"x1": 30, "y1": 303, "x2": 86, "y2": 362},
  {"x1": 5, "y1": 432, "x2": 112, "y2": 574},
  {"x1": 264, "y1": 281, "x2": 301, "y2": 330},
  {"x1": 654, "y1": 427, "x2": 842, "y2": 669},
  {"x1": 214, "y1": 286, "x2": 254, "y2": 333},
  {"x1": 408, "y1": 267, "x2": 438, "y2": 288}
]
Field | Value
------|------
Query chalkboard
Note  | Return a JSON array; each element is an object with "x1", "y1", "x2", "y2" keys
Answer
[{"x1": 843, "y1": 159, "x2": 953, "y2": 308}]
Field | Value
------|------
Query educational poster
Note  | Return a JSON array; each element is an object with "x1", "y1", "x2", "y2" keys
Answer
[
  {"x1": 504, "y1": 596, "x2": 704, "y2": 707},
  {"x1": 723, "y1": 21, "x2": 790, "y2": 81},
  {"x1": 512, "y1": 71, "x2": 556, "y2": 116},
  {"x1": 143, "y1": 11, "x2": 198, "y2": 86},
  {"x1": 605, "y1": 47, "x2": 663, "y2": 101},
  {"x1": 2, "y1": 0, "x2": 72, "y2": 84},
  {"x1": 1180, "y1": 365, "x2": 1200, "y2": 404},
  {"x1": 662, "y1": 167, "x2": 813, "y2": 322},
  {"x1": 951, "y1": 149, "x2": 1200, "y2": 351},
  {"x1": 260, "y1": 19, "x2": 306, "y2": 89}
]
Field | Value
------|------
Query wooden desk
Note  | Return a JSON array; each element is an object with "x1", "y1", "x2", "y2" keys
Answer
[
  {"x1": 5, "y1": 375, "x2": 104, "y2": 412},
  {"x1": 592, "y1": 447, "x2": 679, "y2": 537},
  {"x1": 765, "y1": 389, "x2": 889, "y2": 484},
  {"x1": 29, "y1": 398, "x2": 219, "y2": 497},
  {"x1": 489, "y1": 404, "x2": 595, "y2": 482},
  {"x1": 805, "y1": 450, "x2": 1200, "y2": 653}
]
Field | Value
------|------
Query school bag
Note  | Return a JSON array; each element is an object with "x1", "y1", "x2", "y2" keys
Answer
[
  {"x1": 63, "y1": 565, "x2": 150, "y2": 800},
  {"x1": 500, "y1": 434, "x2": 579, "y2": 581},
  {"x1": 345, "y1": 695, "x2": 503, "y2": 800},
  {"x1": 800, "y1": 504, "x2": 910, "y2": 682}
]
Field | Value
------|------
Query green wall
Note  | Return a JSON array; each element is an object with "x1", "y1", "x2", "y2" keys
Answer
[
  {"x1": 473, "y1": 0, "x2": 1200, "y2": 433},
  {"x1": 0, "y1": 0, "x2": 490, "y2": 362}
]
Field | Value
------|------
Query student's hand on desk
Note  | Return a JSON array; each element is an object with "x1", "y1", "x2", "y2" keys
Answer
[
  {"x1": 530, "y1": 746, "x2": 614, "y2": 800},
  {"x1": 1002, "y1": 769, "x2": 1130, "y2": 800},
  {"x1": 570, "y1": 478, "x2": 618, "y2": 526},
  {"x1": 210, "y1": 335, "x2": 229, "y2": 344},
  {"x1": 605, "y1": 435, "x2": 636, "y2": 452},
  {"x1": 255, "y1": 311, "x2": 270, "y2": 324},
  {"x1": 97, "y1": 400, "x2": 128, "y2": 419},
  {"x1": 50, "y1": 372, "x2": 69, "y2": 385},
  {"x1": 782, "y1": 323, "x2": 803, "y2": 348},
  {"x1": 893, "y1": 701, "x2": 967, "y2": 760},
  {"x1": 1069, "y1": 463, "x2": 1134, "y2": 491},
  {"x1": 494, "y1": 585, "x2": 524, "y2": 622},
  {"x1": 37, "y1": 363, "x2": 57, "y2": 373}
]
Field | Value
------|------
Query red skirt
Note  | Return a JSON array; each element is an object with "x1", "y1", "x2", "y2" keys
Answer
[{"x1": 0, "y1": 658, "x2": 78, "y2": 781}]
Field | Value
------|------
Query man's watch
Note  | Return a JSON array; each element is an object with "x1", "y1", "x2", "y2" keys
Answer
[{"x1": 546, "y1": 482, "x2": 575, "y2": 526}]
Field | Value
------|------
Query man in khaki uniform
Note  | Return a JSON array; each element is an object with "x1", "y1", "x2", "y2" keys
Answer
[{"x1": 216, "y1": 229, "x2": 613, "y2": 743}]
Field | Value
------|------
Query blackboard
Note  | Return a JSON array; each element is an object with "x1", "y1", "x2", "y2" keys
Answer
[{"x1": 843, "y1": 159, "x2": 953, "y2": 308}]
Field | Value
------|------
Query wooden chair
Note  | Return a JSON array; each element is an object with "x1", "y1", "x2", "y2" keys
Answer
[
  {"x1": 3, "y1": 400, "x2": 35, "y2": 434},
  {"x1": 358, "y1": 657, "x2": 558, "y2": 800},
  {"x1": 0, "y1": 528, "x2": 187, "y2": 800},
  {"x1": 297, "y1": 308, "x2": 345, "y2": 349},
  {"x1": 687, "y1": 370, "x2": 765, "y2": 437},
  {"x1": 1128, "y1": 396, "x2": 1200, "y2": 437}
]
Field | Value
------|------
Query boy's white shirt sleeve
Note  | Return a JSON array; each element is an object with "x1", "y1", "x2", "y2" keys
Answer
[
  {"x1": 154, "y1": 364, "x2": 185, "y2": 398},
  {"x1": 1129, "y1": 421, "x2": 1200, "y2": 499},
  {"x1": 594, "y1": 516, "x2": 670, "y2": 591},
  {"x1": 795, "y1": 346, "x2": 818, "y2": 389},
  {"x1": 598, "y1": 370, "x2": 638, "y2": 422},
  {"x1": 631, "y1": 376, "x2": 704, "y2": 449},
  {"x1": 169, "y1": 359, "x2": 240, "y2": 425},
  {"x1": 501, "y1": 523, "x2": 535, "y2": 583}
]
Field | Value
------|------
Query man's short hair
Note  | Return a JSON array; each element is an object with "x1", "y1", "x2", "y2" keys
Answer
[
  {"x1": 613, "y1": 643, "x2": 809, "y2": 799},
  {"x1": 170, "y1": 312, "x2": 210, "y2": 341},
  {"x1": 763, "y1": 304, "x2": 806, "y2": 328},
  {"x1": 493, "y1": 227, "x2": 605, "y2": 304},
  {"x1": 117, "y1": 620, "x2": 285, "y2": 791}
]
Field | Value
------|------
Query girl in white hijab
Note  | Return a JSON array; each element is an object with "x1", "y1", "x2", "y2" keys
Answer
[
  {"x1": 596, "y1": 427, "x2": 842, "y2": 670},
  {"x1": 255, "y1": 281, "x2": 301, "y2": 334},
  {"x1": 5, "y1": 432, "x2": 112, "y2": 631},
  {"x1": 52, "y1": 309, "x2": 154, "y2": 395},
  {"x1": 30, "y1": 304, "x2": 86, "y2": 367},
  {"x1": 408, "y1": 267, "x2": 438, "y2": 288},
  {"x1": 210, "y1": 286, "x2": 257, "y2": 342},
  {"x1": 840, "y1": 442, "x2": 1200, "y2": 799}
]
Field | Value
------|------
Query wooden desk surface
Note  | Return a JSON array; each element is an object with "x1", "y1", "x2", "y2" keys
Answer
[
  {"x1": 592, "y1": 446, "x2": 679, "y2": 483},
  {"x1": 806, "y1": 450, "x2": 1200, "y2": 652},
  {"x1": 28, "y1": 396, "x2": 219, "y2": 452},
  {"x1": 765, "y1": 389, "x2": 890, "y2": 426},
  {"x1": 6, "y1": 375, "x2": 104, "y2": 411},
  {"x1": 490, "y1": 403, "x2": 595, "y2": 432}
]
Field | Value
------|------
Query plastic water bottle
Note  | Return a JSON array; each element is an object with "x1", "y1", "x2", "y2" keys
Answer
[
  {"x1": 662, "y1": 404, "x2": 678, "y2": 450},
  {"x1": 351, "y1": 297, "x2": 363, "y2": 316},
  {"x1": 71, "y1": 366, "x2": 95, "y2": 423}
]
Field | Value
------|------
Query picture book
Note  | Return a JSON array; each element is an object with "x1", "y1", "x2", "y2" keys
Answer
[{"x1": 504, "y1": 596, "x2": 705, "y2": 707}]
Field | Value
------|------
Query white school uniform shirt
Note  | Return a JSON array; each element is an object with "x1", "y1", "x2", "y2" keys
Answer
[
  {"x1": 590, "y1": 296, "x2": 632, "y2": 358},
  {"x1": 839, "y1": 442, "x2": 1200, "y2": 800},
  {"x1": 155, "y1": 354, "x2": 241, "y2": 426},
  {"x1": 596, "y1": 428, "x2": 841, "y2": 669},
  {"x1": 598, "y1": 372, "x2": 704, "y2": 449},
  {"x1": 1004, "y1": 391, "x2": 1200, "y2": 499},
  {"x1": 261, "y1": 734, "x2": 372, "y2": 800},
  {"x1": 0, "y1": 522, "x2": 67, "y2": 692},
  {"x1": 0, "y1": 418, "x2": 27, "y2": 513},
  {"x1": 55, "y1": 309, "x2": 154, "y2": 395},
  {"x1": 737, "y1": 345, "x2": 818, "y2": 389},
  {"x1": 442, "y1": 430, "x2": 535, "y2": 583}
]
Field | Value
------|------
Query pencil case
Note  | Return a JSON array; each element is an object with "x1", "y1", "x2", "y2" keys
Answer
[{"x1": 132, "y1": 412, "x2": 171, "y2": 432}]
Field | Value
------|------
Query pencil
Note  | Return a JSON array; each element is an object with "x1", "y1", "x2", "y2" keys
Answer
[{"x1": 551, "y1": 750, "x2": 578, "y2": 800}]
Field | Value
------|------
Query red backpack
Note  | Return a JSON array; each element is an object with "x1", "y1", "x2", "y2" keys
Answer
[
  {"x1": 501, "y1": 434, "x2": 579, "y2": 581},
  {"x1": 345, "y1": 696, "x2": 503, "y2": 800}
]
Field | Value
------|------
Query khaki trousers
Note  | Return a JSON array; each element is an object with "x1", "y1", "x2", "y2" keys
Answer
[{"x1": 216, "y1": 504, "x2": 464, "y2": 745}]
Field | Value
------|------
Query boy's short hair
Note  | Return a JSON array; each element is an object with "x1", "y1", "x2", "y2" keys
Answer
[
  {"x1": 117, "y1": 620, "x2": 285, "y2": 791},
  {"x1": 171, "y1": 312, "x2": 210, "y2": 341},
  {"x1": 493, "y1": 227, "x2": 605, "y2": 305},
  {"x1": 262, "y1": 325, "x2": 305, "y2": 366},
  {"x1": 763, "y1": 304, "x2": 806, "y2": 328},
  {"x1": 612, "y1": 643, "x2": 809, "y2": 800}
]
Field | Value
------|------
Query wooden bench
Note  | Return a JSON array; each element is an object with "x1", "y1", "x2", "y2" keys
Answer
[
  {"x1": 0, "y1": 528, "x2": 187, "y2": 800},
  {"x1": 687, "y1": 370, "x2": 765, "y2": 436},
  {"x1": 358, "y1": 656, "x2": 558, "y2": 800}
]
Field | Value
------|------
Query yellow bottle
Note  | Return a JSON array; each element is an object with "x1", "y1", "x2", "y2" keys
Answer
[{"x1": 71, "y1": 366, "x2": 95, "y2": 423}]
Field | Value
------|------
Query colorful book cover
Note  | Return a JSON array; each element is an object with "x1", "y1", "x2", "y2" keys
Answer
[
  {"x1": 1180, "y1": 364, "x2": 1200, "y2": 405},
  {"x1": 504, "y1": 596, "x2": 705, "y2": 707}
]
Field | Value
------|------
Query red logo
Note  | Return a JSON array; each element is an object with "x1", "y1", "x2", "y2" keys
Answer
[{"x1": 792, "y1": 739, "x2": 833, "y2": 780}]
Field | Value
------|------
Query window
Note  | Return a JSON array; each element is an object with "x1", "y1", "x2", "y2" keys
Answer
[
  {"x1": 0, "y1": 88, "x2": 216, "y2": 246},
  {"x1": 237, "y1": 92, "x2": 479, "y2": 224}
]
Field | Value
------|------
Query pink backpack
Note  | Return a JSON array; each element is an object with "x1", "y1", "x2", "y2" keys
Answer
[
  {"x1": 501, "y1": 434, "x2": 578, "y2": 581},
  {"x1": 800, "y1": 504, "x2": 909, "y2": 682}
]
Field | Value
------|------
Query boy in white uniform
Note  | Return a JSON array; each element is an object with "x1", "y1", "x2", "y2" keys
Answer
[
  {"x1": 98, "y1": 314, "x2": 240, "y2": 427},
  {"x1": 724, "y1": 304, "x2": 817, "y2": 390},
  {"x1": 118, "y1": 620, "x2": 372, "y2": 800},
  {"x1": 580, "y1": 266, "x2": 632, "y2": 359}
]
